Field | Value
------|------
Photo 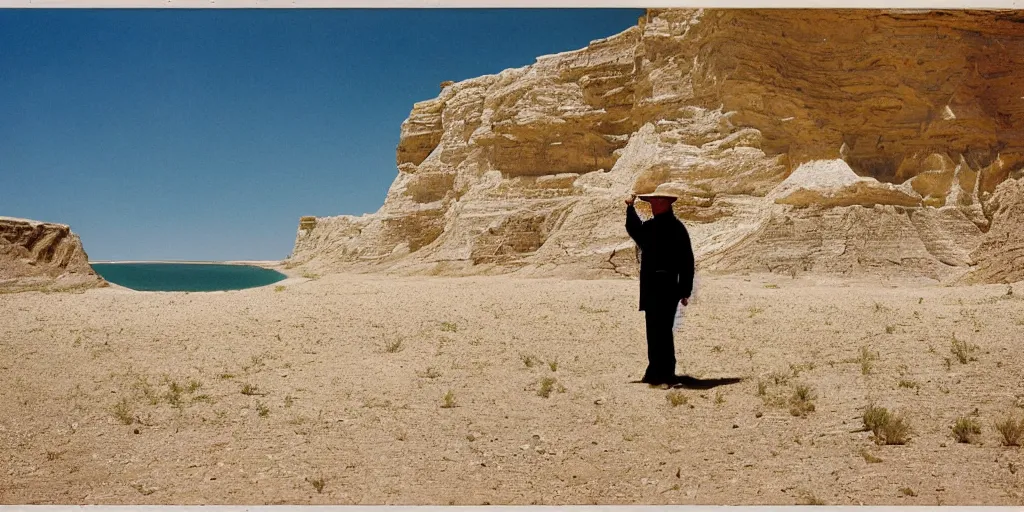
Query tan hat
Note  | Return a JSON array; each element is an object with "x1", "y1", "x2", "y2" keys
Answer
[{"x1": 636, "y1": 183, "x2": 683, "y2": 202}]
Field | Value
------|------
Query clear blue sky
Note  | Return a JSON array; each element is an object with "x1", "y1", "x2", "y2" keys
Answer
[{"x1": 0, "y1": 8, "x2": 643, "y2": 261}]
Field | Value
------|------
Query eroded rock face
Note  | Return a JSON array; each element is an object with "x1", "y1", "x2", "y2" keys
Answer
[
  {"x1": 291, "y1": 9, "x2": 1024, "y2": 283},
  {"x1": 0, "y1": 217, "x2": 107, "y2": 292}
]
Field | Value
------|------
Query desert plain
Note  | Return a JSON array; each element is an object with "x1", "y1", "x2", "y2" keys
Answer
[
  {"x1": 5, "y1": 7, "x2": 1024, "y2": 506},
  {"x1": 2, "y1": 271, "x2": 1022, "y2": 505}
]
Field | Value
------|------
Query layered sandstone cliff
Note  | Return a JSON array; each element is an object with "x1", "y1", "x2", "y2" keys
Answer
[
  {"x1": 0, "y1": 217, "x2": 107, "y2": 292},
  {"x1": 291, "y1": 9, "x2": 1024, "y2": 284}
]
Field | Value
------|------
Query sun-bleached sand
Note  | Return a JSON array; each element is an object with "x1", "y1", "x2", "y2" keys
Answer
[{"x1": 1, "y1": 273, "x2": 1022, "y2": 505}]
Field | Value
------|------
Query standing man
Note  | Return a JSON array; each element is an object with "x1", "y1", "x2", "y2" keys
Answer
[{"x1": 625, "y1": 185, "x2": 696, "y2": 386}]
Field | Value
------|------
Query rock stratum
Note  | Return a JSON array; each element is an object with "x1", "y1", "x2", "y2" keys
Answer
[
  {"x1": 0, "y1": 217, "x2": 107, "y2": 292},
  {"x1": 290, "y1": 9, "x2": 1024, "y2": 284}
]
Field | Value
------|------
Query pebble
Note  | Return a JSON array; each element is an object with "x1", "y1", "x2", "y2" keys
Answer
[{"x1": 594, "y1": 398, "x2": 605, "y2": 405}]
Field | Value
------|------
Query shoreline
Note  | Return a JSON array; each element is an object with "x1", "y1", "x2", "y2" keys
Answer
[
  {"x1": 90, "y1": 260, "x2": 285, "y2": 267},
  {"x1": 87, "y1": 260, "x2": 297, "y2": 292}
]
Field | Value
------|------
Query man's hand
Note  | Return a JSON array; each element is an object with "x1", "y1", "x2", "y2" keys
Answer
[
  {"x1": 625, "y1": 194, "x2": 636, "y2": 206},
  {"x1": 681, "y1": 297, "x2": 689, "y2": 307}
]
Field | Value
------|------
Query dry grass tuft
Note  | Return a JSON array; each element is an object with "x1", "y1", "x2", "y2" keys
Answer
[
  {"x1": 788, "y1": 383, "x2": 816, "y2": 417},
  {"x1": 950, "y1": 334, "x2": 978, "y2": 364},
  {"x1": 520, "y1": 354, "x2": 540, "y2": 368},
  {"x1": 952, "y1": 416, "x2": 982, "y2": 444},
  {"x1": 113, "y1": 397, "x2": 135, "y2": 425},
  {"x1": 995, "y1": 415, "x2": 1024, "y2": 447},
  {"x1": 863, "y1": 404, "x2": 912, "y2": 445},
  {"x1": 441, "y1": 390, "x2": 456, "y2": 409},
  {"x1": 858, "y1": 346, "x2": 879, "y2": 375},
  {"x1": 307, "y1": 476, "x2": 326, "y2": 493},
  {"x1": 384, "y1": 337, "x2": 404, "y2": 353},
  {"x1": 666, "y1": 390, "x2": 688, "y2": 407},
  {"x1": 537, "y1": 377, "x2": 565, "y2": 398}
]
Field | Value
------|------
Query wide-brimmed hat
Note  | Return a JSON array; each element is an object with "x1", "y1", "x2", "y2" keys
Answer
[{"x1": 636, "y1": 183, "x2": 683, "y2": 202}]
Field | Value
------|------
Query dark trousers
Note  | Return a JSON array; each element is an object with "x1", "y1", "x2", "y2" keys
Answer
[{"x1": 642, "y1": 303, "x2": 678, "y2": 383}]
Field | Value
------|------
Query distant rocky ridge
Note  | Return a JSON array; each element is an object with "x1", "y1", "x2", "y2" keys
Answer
[
  {"x1": 290, "y1": 9, "x2": 1024, "y2": 284},
  {"x1": 0, "y1": 217, "x2": 107, "y2": 292}
]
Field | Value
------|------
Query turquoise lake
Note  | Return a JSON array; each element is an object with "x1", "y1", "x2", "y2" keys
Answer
[{"x1": 90, "y1": 263, "x2": 287, "y2": 292}]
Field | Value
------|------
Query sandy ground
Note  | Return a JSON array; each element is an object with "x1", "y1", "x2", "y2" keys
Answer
[{"x1": 1, "y1": 272, "x2": 1022, "y2": 505}]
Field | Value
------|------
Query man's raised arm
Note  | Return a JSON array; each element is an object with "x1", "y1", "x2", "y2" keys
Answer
[{"x1": 625, "y1": 194, "x2": 643, "y2": 243}]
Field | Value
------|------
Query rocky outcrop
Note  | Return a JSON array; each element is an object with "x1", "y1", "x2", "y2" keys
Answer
[
  {"x1": 0, "y1": 217, "x2": 107, "y2": 292},
  {"x1": 959, "y1": 177, "x2": 1024, "y2": 284},
  {"x1": 291, "y1": 9, "x2": 1024, "y2": 283}
]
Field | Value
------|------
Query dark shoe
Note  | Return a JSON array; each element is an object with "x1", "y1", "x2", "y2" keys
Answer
[{"x1": 641, "y1": 374, "x2": 677, "y2": 386}]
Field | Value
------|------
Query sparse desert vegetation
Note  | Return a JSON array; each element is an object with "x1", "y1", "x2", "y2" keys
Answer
[
  {"x1": 536, "y1": 377, "x2": 565, "y2": 398},
  {"x1": 112, "y1": 397, "x2": 135, "y2": 425},
  {"x1": 950, "y1": 334, "x2": 979, "y2": 364},
  {"x1": 520, "y1": 354, "x2": 540, "y2": 368},
  {"x1": 952, "y1": 416, "x2": 982, "y2": 444},
  {"x1": 384, "y1": 336, "x2": 404, "y2": 353},
  {"x1": 863, "y1": 405, "x2": 912, "y2": 445},
  {"x1": 666, "y1": 390, "x2": 688, "y2": 407},
  {"x1": 2, "y1": 272, "x2": 1021, "y2": 505},
  {"x1": 857, "y1": 346, "x2": 879, "y2": 375},
  {"x1": 788, "y1": 383, "x2": 816, "y2": 417},
  {"x1": 995, "y1": 415, "x2": 1024, "y2": 447},
  {"x1": 441, "y1": 390, "x2": 456, "y2": 409},
  {"x1": 306, "y1": 476, "x2": 326, "y2": 494}
]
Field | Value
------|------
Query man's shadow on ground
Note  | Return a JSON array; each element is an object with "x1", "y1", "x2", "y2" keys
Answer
[{"x1": 630, "y1": 375, "x2": 744, "y2": 390}]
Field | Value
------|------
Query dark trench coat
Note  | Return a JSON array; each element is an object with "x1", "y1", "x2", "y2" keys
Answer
[{"x1": 625, "y1": 205, "x2": 696, "y2": 312}]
